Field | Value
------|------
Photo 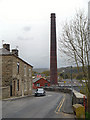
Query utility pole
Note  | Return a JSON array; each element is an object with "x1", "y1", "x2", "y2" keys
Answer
[
  {"x1": 63, "y1": 70, "x2": 65, "y2": 87},
  {"x1": 88, "y1": 1, "x2": 90, "y2": 117},
  {"x1": 71, "y1": 66, "x2": 73, "y2": 102}
]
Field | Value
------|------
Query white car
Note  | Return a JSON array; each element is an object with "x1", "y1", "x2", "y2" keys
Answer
[{"x1": 35, "y1": 88, "x2": 46, "y2": 97}]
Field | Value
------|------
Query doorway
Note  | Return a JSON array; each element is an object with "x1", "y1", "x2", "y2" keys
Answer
[
  {"x1": 10, "y1": 82, "x2": 12, "y2": 96},
  {"x1": 14, "y1": 81, "x2": 16, "y2": 96}
]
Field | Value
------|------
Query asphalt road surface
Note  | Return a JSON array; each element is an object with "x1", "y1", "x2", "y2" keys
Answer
[{"x1": 2, "y1": 91, "x2": 75, "y2": 118}]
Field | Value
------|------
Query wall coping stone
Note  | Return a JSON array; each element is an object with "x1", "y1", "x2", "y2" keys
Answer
[{"x1": 73, "y1": 90, "x2": 87, "y2": 98}]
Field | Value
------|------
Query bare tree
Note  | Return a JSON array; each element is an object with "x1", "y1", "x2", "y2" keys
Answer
[
  {"x1": 59, "y1": 10, "x2": 89, "y2": 80},
  {"x1": 59, "y1": 10, "x2": 90, "y2": 115}
]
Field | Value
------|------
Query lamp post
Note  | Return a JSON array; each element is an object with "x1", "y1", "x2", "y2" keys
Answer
[
  {"x1": 88, "y1": 2, "x2": 90, "y2": 117},
  {"x1": 62, "y1": 70, "x2": 65, "y2": 87},
  {"x1": 71, "y1": 66, "x2": 73, "y2": 103}
]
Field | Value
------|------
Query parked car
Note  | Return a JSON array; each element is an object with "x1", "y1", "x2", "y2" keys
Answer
[{"x1": 35, "y1": 88, "x2": 46, "y2": 97}]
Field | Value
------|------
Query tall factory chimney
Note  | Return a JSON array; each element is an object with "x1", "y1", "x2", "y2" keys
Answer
[{"x1": 50, "y1": 13, "x2": 57, "y2": 85}]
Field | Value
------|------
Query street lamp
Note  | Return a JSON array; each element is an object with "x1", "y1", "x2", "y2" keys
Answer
[
  {"x1": 71, "y1": 66, "x2": 73, "y2": 103},
  {"x1": 62, "y1": 69, "x2": 66, "y2": 88}
]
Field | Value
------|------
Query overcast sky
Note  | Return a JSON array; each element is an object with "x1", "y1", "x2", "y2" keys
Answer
[{"x1": 0, "y1": 0, "x2": 89, "y2": 68}]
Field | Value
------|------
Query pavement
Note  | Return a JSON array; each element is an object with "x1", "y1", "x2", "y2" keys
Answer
[
  {"x1": 62, "y1": 93, "x2": 74, "y2": 114},
  {"x1": 2, "y1": 91, "x2": 75, "y2": 118},
  {"x1": 2, "y1": 90, "x2": 75, "y2": 119},
  {"x1": 2, "y1": 90, "x2": 35, "y2": 101},
  {"x1": 2, "y1": 92, "x2": 69, "y2": 118},
  {"x1": 2, "y1": 90, "x2": 74, "y2": 115},
  {"x1": 2, "y1": 94, "x2": 34, "y2": 101}
]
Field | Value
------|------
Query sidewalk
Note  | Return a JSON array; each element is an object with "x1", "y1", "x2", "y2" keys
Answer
[
  {"x1": 62, "y1": 93, "x2": 74, "y2": 114},
  {"x1": 2, "y1": 94, "x2": 34, "y2": 101},
  {"x1": 2, "y1": 90, "x2": 36, "y2": 101}
]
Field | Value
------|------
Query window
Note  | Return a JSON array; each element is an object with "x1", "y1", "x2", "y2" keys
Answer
[
  {"x1": 37, "y1": 83, "x2": 40, "y2": 87},
  {"x1": 29, "y1": 81, "x2": 31, "y2": 90},
  {"x1": 17, "y1": 80, "x2": 19, "y2": 91},
  {"x1": 29, "y1": 68, "x2": 31, "y2": 77},
  {"x1": 24, "y1": 66, "x2": 26, "y2": 76},
  {"x1": 17, "y1": 62, "x2": 19, "y2": 73},
  {"x1": 45, "y1": 83, "x2": 48, "y2": 87}
]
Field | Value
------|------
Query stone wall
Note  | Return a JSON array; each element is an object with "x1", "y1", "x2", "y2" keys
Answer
[
  {"x1": 2, "y1": 56, "x2": 12, "y2": 87},
  {"x1": 72, "y1": 90, "x2": 87, "y2": 106},
  {"x1": 0, "y1": 56, "x2": 2, "y2": 99},
  {"x1": 12, "y1": 55, "x2": 32, "y2": 96},
  {"x1": 0, "y1": 87, "x2": 2, "y2": 99},
  {"x1": 2, "y1": 55, "x2": 32, "y2": 99},
  {"x1": 2, "y1": 86, "x2": 10, "y2": 99},
  {"x1": 44, "y1": 87, "x2": 72, "y2": 94}
]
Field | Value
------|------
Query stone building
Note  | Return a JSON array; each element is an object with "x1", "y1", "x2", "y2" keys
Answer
[{"x1": 0, "y1": 44, "x2": 33, "y2": 99}]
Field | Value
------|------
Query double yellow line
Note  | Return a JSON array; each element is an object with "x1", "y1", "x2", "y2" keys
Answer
[{"x1": 55, "y1": 94, "x2": 65, "y2": 114}]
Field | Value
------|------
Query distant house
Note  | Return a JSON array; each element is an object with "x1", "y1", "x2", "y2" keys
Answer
[
  {"x1": 0, "y1": 44, "x2": 33, "y2": 99},
  {"x1": 33, "y1": 78, "x2": 50, "y2": 89}
]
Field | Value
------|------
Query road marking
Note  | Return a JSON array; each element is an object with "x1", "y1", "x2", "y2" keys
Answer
[
  {"x1": 58, "y1": 96, "x2": 65, "y2": 112},
  {"x1": 55, "y1": 94, "x2": 65, "y2": 114},
  {"x1": 55, "y1": 99, "x2": 63, "y2": 113}
]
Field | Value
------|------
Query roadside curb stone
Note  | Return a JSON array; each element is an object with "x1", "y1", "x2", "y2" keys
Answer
[{"x1": 2, "y1": 94, "x2": 34, "y2": 101}]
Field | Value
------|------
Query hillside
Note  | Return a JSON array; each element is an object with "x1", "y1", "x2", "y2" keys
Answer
[
  {"x1": 33, "y1": 66, "x2": 83, "y2": 74},
  {"x1": 33, "y1": 68, "x2": 49, "y2": 73},
  {"x1": 33, "y1": 66, "x2": 88, "y2": 80}
]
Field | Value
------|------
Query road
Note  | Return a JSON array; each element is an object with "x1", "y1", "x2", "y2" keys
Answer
[
  {"x1": 2, "y1": 91, "x2": 74, "y2": 118},
  {"x1": 58, "y1": 79, "x2": 84, "y2": 92}
]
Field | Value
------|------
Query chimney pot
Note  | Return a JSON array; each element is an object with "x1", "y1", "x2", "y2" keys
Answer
[
  {"x1": 12, "y1": 49, "x2": 18, "y2": 56},
  {"x1": 3, "y1": 44, "x2": 10, "y2": 51}
]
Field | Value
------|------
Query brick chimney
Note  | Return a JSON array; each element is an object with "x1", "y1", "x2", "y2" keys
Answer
[
  {"x1": 12, "y1": 49, "x2": 18, "y2": 56},
  {"x1": 50, "y1": 13, "x2": 57, "y2": 85},
  {"x1": 3, "y1": 44, "x2": 10, "y2": 51}
]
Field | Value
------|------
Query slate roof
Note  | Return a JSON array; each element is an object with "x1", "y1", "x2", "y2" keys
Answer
[
  {"x1": 33, "y1": 78, "x2": 41, "y2": 83},
  {"x1": 0, "y1": 48, "x2": 11, "y2": 55},
  {"x1": 0, "y1": 48, "x2": 33, "y2": 67},
  {"x1": 33, "y1": 77, "x2": 50, "y2": 83}
]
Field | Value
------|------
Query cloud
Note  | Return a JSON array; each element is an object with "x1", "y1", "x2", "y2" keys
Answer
[
  {"x1": 17, "y1": 36, "x2": 33, "y2": 41},
  {"x1": 23, "y1": 26, "x2": 31, "y2": 32}
]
